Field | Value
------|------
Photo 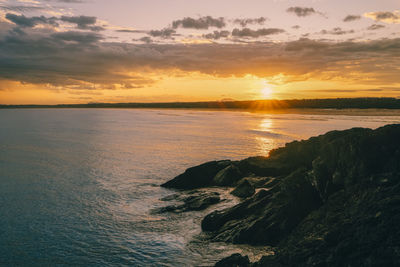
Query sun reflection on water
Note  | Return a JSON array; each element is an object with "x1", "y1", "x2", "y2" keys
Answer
[{"x1": 255, "y1": 117, "x2": 282, "y2": 156}]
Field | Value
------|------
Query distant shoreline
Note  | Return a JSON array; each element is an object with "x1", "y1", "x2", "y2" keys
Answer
[{"x1": 2, "y1": 98, "x2": 400, "y2": 114}]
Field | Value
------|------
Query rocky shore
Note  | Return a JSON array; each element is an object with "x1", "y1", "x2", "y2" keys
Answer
[{"x1": 161, "y1": 124, "x2": 400, "y2": 266}]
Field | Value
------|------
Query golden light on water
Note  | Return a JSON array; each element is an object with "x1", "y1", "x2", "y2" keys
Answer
[{"x1": 255, "y1": 118, "x2": 280, "y2": 155}]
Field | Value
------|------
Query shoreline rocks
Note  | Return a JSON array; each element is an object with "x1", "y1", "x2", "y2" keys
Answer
[
  {"x1": 153, "y1": 190, "x2": 221, "y2": 213},
  {"x1": 230, "y1": 179, "x2": 255, "y2": 198},
  {"x1": 161, "y1": 124, "x2": 400, "y2": 266},
  {"x1": 161, "y1": 160, "x2": 232, "y2": 189}
]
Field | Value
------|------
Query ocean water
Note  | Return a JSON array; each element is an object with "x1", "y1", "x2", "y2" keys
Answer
[{"x1": 1, "y1": 108, "x2": 399, "y2": 266}]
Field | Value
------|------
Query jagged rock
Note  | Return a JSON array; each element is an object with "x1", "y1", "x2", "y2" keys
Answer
[
  {"x1": 213, "y1": 164, "x2": 243, "y2": 186},
  {"x1": 160, "y1": 125, "x2": 400, "y2": 266},
  {"x1": 161, "y1": 160, "x2": 231, "y2": 189},
  {"x1": 230, "y1": 179, "x2": 255, "y2": 198},
  {"x1": 205, "y1": 124, "x2": 400, "y2": 266},
  {"x1": 242, "y1": 176, "x2": 274, "y2": 188},
  {"x1": 154, "y1": 191, "x2": 220, "y2": 213},
  {"x1": 214, "y1": 253, "x2": 250, "y2": 267},
  {"x1": 203, "y1": 168, "x2": 322, "y2": 245}
]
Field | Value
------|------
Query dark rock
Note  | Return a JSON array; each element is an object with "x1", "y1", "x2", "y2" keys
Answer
[
  {"x1": 213, "y1": 164, "x2": 243, "y2": 186},
  {"x1": 202, "y1": 168, "x2": 322, "y2": 245},
  {"x1": 242, "y1": 176, "x2": 274, "y2": 188},
  {"x1": 230, "y1": 179, "x2": 255, "y2": 198},
  {"x1": 154, "y1": 191, "x2": 220, "y2": 213},
  {"x1": 214, "y1": 253, "x2": 250, "y2": 267},
  {"x1": 202, "y1": 124, "x2": 400, "y2": 266},
  {"x1": 161, "y1": 160, "x2": 231, "y2": 189},
  {"x1": 237, "y1": 156, "x2": 285, "y2": 177}
]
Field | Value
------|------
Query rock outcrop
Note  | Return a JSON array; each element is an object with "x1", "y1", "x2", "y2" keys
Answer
[
  {"x1": 153, "y1": 191, "x2": 220, "y2": 213},
  {"x1": 162, "y1": 124, "x2": 400, "y2": 266},
  {"x1": 161, "y1": 160, "x2": 231, "y2": 189},
  {"x1": 230, "y1": 179, "x2": 255, "y2": 198}
]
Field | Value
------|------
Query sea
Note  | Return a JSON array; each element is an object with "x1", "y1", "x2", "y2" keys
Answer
[{"x1": 1, "y1": 108, "x2": 400, "y2": 266}]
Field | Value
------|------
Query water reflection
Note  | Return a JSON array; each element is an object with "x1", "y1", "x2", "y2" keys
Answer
[{"x1": 255, "y1": 117, "x2": 287, "y2": 155}]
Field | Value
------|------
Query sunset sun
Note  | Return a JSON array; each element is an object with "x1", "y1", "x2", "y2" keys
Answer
[{"x1": 261, "y1": 83, "x2": 273, "y2": 99}]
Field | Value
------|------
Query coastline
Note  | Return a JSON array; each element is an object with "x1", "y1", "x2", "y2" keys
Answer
[
  {"x1": 3, "y1": 98, "x2": 400, "y2": 114},
  {"x1": 160, "y1": 124, "x2": 400, "y2": 266},
  {"x1": 3, "y1": 107, "x2": 400, "y2": 117}
]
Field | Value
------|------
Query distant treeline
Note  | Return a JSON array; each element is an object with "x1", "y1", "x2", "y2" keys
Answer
[{"x1": 2, "y1": 98, "x2": 400, "y2": 110}]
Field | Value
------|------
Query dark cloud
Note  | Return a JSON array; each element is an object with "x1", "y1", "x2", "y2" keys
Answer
[
  {"x1": 50, "y1": 31, "x2": 103, "y2": 44},
  {"x1": 1, "y1": 24, "x2": 399, "y2": 89},
  {"x1": 116, "y1": 29, "x2": 145, "y2": 33},
  {"x1": 232, "y1": 28, "x2": 285, "y2": 38},
  {"x1": 292, "y1": 25, "x2": 301, "y2": 29},
  {"x1": 368, "y1": 11, "x2": 399, "y2": 21},
  {"x1": 232, "y1": 17, "x2": 267, "y2": 27},
  {"x1": 367, "y1": 24, "x2": 386, "y2": 30},
  {"x1": 202, "y1": 30, "x2": 230, "y2": 40},
  {"x1": 343, "y1": 15, "x2": 361, "y2": 22},
  {"x1": 320, "y1": 27, "x2": 355, "y2": 35},
  {"x1": 172, "y1": 16, "x2": 225, "y2": 29},
  {"x1": 148, "y1": 28, "x2": 176, "y2": 39},
  {"x1": 139, "y1": 36, "x2": 152, "y2": 43},
  {"x1": 365, "y1": 11, "x2": 400, "y2": 24},
  {"x1": 285, "y1": 38, "x2": 329, "y2": 51},
  {"x1": 60, "y1": 16, "x2": 104, "y2": 31},
  {"x1": 0, "y1": 5, "x2": 45, "y2": 12},
  {"x1": 287, "y1": 7, "x2": 318, "y2": 17},
  {"x1": 5, "y1": 13, "x2": 58, "y2": 28},
  {"x1": 5, "y1": 13, "x2": 104, "y2": 31}
]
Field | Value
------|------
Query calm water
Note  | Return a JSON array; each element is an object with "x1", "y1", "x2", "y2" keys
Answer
[{"x1": 1, "y1": 109, "x2": 400, "y2": 266}]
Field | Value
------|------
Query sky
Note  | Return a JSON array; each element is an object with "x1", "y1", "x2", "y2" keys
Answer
[{"x1": 0, "y1": 0, "x2": 400, "y2": 104}]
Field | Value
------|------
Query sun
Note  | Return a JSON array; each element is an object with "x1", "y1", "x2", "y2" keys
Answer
[{"x1": 261, "y1": 84, "x2": 273, "y2": 99}]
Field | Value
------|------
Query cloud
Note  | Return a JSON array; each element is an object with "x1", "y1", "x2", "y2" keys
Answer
[
  {"x1": 148, "y1": 28, "x2": 176, "y2": 39},
  {"x1": 5, "y1": 13, "x2": 104, "y2": 31},
  {"x1": 60, "y1": 15, "x2": 104, "y2": 31},
  {"x1": 1, "y1": 23, "x2": 399, "y2": 90},
  {"x1": 202, "y1": 30, "x2": 230, "y2": 40},
  {"x1": 172, "y1": 16, "x2": 225, "y2": 29},
  {"x1": 232, "y1": 27, "x2": 285, "y2": 38},
  {"x1": 50, "y1": 31, "x2": 103, "y2": 44},
  {"x1": 367, "y1": 24, "x2": 385, "y2": 30},
  {"x1": 232, "y1": 17, "x2": 267, "y2": 27},
  {"x1": 286, "y1": 7, "x2": 319, "y2": 17},
  {"x1": 5, "y1": 13, "x2": 58, "y2": 27},
  {"x1": 116, "y1": 29, "x2": 145, "y2": 33},
  {"x1": 0, "y1": 5, "x2": 45, "y2": 12},
  {"x1": 139, "y1": 36, "x2": 152, "y2": 43},
  {"x1": 343, "y1": 15, "x2": 361, "y2": 22},
  {"x1": 320, "y1": 27, "x2": 355, "y2": 35},
  {"x1": 285, "y1": 38, "x2": 329, "y2": 51},
  {"x1": 364, "y1": 11, "x2": 400, "y2": 24}
]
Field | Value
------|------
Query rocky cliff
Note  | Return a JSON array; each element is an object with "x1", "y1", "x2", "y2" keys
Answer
[{"x1": 162, "y1": 124, "x2": 400, "y2": 266}]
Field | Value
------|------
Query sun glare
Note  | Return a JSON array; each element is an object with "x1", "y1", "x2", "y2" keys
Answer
[{"x1": 261, "y1": 83, "x2": 273, "y2": 99}]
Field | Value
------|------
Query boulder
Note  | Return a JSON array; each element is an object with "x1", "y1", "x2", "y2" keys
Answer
[
  {"x1": 161, "y1": 160, "x2": 231, "y2": 189},
  {"x1": 213, "y1": 164, "x2": 243, "y2": 186},
  {"x1": 202, "y1": 168, "x2": 322, "y2": 245},
  {"x1": 230, "y1": 179, "x2": 255, "y2": 198},
  {"x1": 154, "y1": 191, "x2": 220, "y2": 213}
]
